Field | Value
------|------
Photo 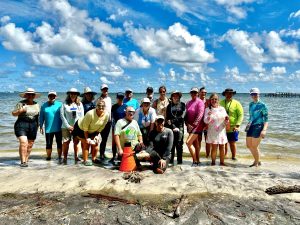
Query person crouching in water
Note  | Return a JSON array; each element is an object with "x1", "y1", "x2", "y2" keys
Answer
[
  {"x1": 135, "y1": 115, "x2": 174, "y2": 174},
  {"x1": 72, "y1": 100, "x2": 109, "y2": 166}
]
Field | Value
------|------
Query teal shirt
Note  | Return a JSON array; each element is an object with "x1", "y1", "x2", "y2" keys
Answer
[
  {"x1": 248, "y1": 101, "x2": 268, "y2": 125},
  {"x1": 39, "y1": 101, "x2": 62, "y2": 133},
  {"x1": 123, "y1": 98, "x2": 140, "y2": 110}
]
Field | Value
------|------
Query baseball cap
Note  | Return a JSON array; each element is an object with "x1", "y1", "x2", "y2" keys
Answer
[
  {"x1": 190, "y1": 87, "x2": 199, "y2": 93},
  {"x1": 250, "y1": 88, "x2": 260, "y2": 94},
  {"x1": 155, "y1": 115, "x2": 165, "y2": 121},
  {"x1": 141, "y1": 97, "x2": 151, "y2": 104},
  {"x1": 146, "y1": 87, "x2": 154, "y2": 93},
  {"x1": 48, "y1": 90, "x2": 57, "y2": 96},
  {"x1": 101, "y1": 84, "x2": 108, "y2": 90},
  {"x1": 116, "y1": 92, "x2": 125, "y2": 99}
]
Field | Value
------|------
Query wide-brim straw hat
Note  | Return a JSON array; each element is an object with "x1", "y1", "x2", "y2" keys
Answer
[
  {"x1": 66, "y1": 88, "x2": 80, "y2": 95},
  {"x1": 222, "y1": 88, "x2": 236, "y2": 96},
  {"x1": 19, "y1": 88, "x2": 41, "y2": 98},
  {"x1": 80, "y1": 87, "x2": 97, "y2": 97},
  {"x1": 170, "y1": 90, "x2": 182, "y2": 98}
]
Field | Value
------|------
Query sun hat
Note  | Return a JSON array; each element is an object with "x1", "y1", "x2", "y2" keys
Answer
[
  {"x1": 146, "y1": 87, "x2": 154, "y2": 93},
  {"x1": 116, "y1": 92, "x2": 125, "y2": 99},
  {"x1": 250, "y1": 87, "x2": 260, "y2": 94},
  {"x1": 19, "y1": 88, "x2": 41, "y2": 98},
  {"x1": 48, "y1": 90, "x2": 57, "y2": 96},
  {"x1": 190, "y1": 87, "x2": 199, "y2": 93},
  {"x1": 222, "y1": 88, "x2": 236, "y2": 96},
  {"x1": 66, "y1": 88, "x2": 80, "y2": 95},
  {"x1": 80, "y1": 87, "x2": 97, "y2": 97},
  {"x1": 155, "y1": 115, "x2": 165, "y2": 121},
  {"x1": 170, "y1": 90, "x2": 182, "y2": 98},
  {"x1": 125, "y1": 88, "x2": 133, "y2": 93},
  {"x1": 101, "y1": 84, "x2": 108, "y2": 90},
  {"x1": 141, "y1": 98, "x2": 151, "y2": 104}
]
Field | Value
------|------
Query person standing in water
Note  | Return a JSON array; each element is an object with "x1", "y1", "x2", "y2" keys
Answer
[
  {"x1": 246, "y1": 88, "x2": 268, "y2": 167},
  {"x1": 39, "y1": 91, "x2": 62, "y2": 161}
]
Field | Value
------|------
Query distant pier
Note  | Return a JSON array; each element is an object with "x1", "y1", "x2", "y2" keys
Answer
[{"x1": 264, "y1": 92, "x2": 300, "y2": 97}]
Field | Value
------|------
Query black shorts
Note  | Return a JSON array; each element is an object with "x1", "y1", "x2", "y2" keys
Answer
[
  {"x1": 14, "y1": 119, "x2": 38, "y2": 140},
  {"x1": 72, "y1": 121, "x2": 99, "y2": 139},
  {"x1": 45, "y1": 131, "x2": 62, "y2": 149}
]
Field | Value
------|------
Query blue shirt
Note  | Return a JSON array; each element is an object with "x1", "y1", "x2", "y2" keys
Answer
[
  {"x1": 39, "y1": 100, "x2": 62, "y2": 133},
  {"x1": 248, "y1": 101, "x2": 268, "y2": 125},
  {"x1": 82, "y1": 101, "x2": 95, "y2": 115},
  {"x1": 123, "y1": 98, "x2": 140, "y2": 110}
]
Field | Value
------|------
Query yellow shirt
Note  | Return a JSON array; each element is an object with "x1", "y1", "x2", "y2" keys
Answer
[{"x1": 78, "y1": 109, "x2": 109, "y2": 133}]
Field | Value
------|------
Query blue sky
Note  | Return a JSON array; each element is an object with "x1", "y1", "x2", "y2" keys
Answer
[{"x1": 0, "y1": 0, "x2": 300, "y2": 93}]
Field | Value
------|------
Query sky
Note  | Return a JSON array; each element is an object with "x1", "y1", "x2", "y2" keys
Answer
[{"x1": 0, "y1": 0, "x2": 300, "y2": 93}]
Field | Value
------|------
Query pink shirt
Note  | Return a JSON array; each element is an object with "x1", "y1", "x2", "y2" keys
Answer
[{"x1": 185, "y1": 98, "x2": 205, "y2": 132}]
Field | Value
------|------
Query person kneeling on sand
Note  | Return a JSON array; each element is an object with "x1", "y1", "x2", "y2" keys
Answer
[
  {"x1": 114, "y1": 106, "x2": 144, "y2": 157},
  {"x1": 72, "y1": 100, "x2": 109, "y2": 166},
  {"x1": 135, "y1": 115, "x2": 174, "y2": 174}
]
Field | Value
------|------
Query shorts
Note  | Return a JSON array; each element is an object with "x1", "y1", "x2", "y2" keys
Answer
[
  {"x1": 227, "y1": 131, "x2": 239, "y2": 142},
  {"x1": 62, "y1": 128, "x2": 72, "y2": 142},
  {"x1": 72, "y1": 121, "x2": 99, "y2": 139},
  {"x1": 14, "y1": 119, "x2": 38, "y2": 140},
  {"x1": 247, "y1": 124, "x2": 264, "y2": 138},
  {"x1": 45, "y1": 131, "x2": 62, "y2": 149}
]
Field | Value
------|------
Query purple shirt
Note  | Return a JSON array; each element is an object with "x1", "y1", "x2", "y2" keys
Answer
[{"x1": 185, "y1": 98, "x2": 205, "y2": 132}]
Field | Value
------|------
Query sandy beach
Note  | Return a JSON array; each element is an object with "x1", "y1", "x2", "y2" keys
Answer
[{"x1": 1, "y1": 148, "x2": 300, "y2": 224}]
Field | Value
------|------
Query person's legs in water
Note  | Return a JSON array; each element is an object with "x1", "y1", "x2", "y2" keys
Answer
[
  {"x1": 45, "y1": 132, "x2": 54, "y2": 160},
  {"x1": 55, "y1": 131, "x2": 62, "y2": 160},
  {"x1": 100, "y1": 122, "x2": 111, "y2": 160},
  {"x1": 18, "y1": 136, "x2": 28, "y2": 164}
]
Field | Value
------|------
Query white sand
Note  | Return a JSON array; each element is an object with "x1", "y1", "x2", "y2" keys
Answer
[{"x1": 0, "y1": 151, "x2": 299, "y2": 204}]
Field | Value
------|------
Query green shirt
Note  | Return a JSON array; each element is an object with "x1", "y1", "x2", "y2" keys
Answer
[
  {"x1": 220, "y1": 99, "x2": 244, "y2": 132},
  {"x1": 78, "y1": 109, "x2": 109, "y2": 133},
  {"x1": 114, "y1": 118, "x2": 142, "y2": 149}
]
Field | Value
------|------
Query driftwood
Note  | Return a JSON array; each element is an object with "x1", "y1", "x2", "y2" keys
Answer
[
  {"x1": 265, "y1": 185, "x2": 300, "y2": 195},
  {"x1": 83, "y1": 193, "x2": 137, "y2": 205}
]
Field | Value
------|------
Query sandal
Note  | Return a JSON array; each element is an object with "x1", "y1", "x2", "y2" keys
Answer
[
  {"x1": 20, "y1": 162, "x2": 28, "y2": 167},
  {"x1": 83, "y1": 161, "x2": 93, "y2": 166}
]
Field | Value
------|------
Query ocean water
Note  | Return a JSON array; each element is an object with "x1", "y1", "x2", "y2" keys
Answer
[{"x1": 1, "y1": 92, "x2": 299, "y2": 159}]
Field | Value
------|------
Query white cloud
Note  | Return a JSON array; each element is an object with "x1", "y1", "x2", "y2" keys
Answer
[
  {"x1": 99, "y1": 64, "x2": 124, "y2": 77},
  {"x1": 215, "y1": 0, "x2": 256, "y2": 19},
  {"x1": 223, "y1": 29, "x2": 300, "y2": 71},
  {"x1": 225, "y1": 66, "x2": 248, "y2": 82},
  {"x1": 0, "y1": 16, "x2": 10, "y2": 24},
  {"x1": 100, "y1": 76, "x2": 114, "y2": 84},
  {"x1": 126, "y1": 22, "x2": 215, "y2": 72},
  {"x1": 289, "y1": 9, "x2": 300, "y2": 19},
  {"x1": 23, "y1": 71, "x2": 36, "y2": 78},
  {"x1": 119, "y1": 51, "x2": 151, "y2": 68},
  {"x1": 271, "y1": 66, "x2": 286, "y2": 75},
  {"x1": 0, "y1": 23, "x2": 37, "y2": 52},
  {"x1": 265, "y1": 31, "x2": 300, "y2": 63},
  {"x1": 288, "y1": 70, "x2": 300, "y2": 80},
  {"x1": 32, "y1": 53, "x2": 89, "y2": 69},
  {"x1": 223, "y1": 29, "x2": 266, "y2": 72},
  {"x1": 67, "y1": 69, "x2": 79, "y2": 75},
  {"x1": 280, "y1": 28, "x2": 300, "y2": 39}
]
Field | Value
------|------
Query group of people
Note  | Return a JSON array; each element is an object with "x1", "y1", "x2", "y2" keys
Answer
[{"x1": 12, "y1": 85, "x2": 268, "y2": 173}]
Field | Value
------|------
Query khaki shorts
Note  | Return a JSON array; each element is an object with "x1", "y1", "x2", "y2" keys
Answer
[{"x1": 62, "y1": 128, "x2": 72, "y2": 142}]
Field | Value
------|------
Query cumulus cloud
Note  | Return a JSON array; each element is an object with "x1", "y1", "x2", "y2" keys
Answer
[
  {"x1": 271, "y1": 66, "x2": 286, "y2": 75},
  {"x1": 119, "y1": 51, "x2": 151, "y2": 68},
  {"x1": 125, "y1": 22, "x2": 215, "y2": 73},
  {"x1": 279, "y1": 28, "x2": 300, "y2": 39},
  {"x1": 23, "y1": 71, "x2": 36, "y2": 78},
  {"x1": 0, "y1": 16, "x2": 10, "y2": 24},
  {"x1": 225, "y1": 66, "x2": 248, "y2": 82},
  {"x1": 223, "y1": 29, "x2": 300, "y2": 71},
  {"x1": 288, "y1": 70, "x2": 300, "y2": 80},
  {"x1": 289, "y1": 9, "x2": 300, "y2": 19},
  {"x1": 223, "y1": 29, "x2": 266, "y2": 72},
  {"x1": 100, "y1": 76, "x2": 114, "y2": 84},
  {"x1": 0, "y1": 0, "x2": 136, "y2": 76}
]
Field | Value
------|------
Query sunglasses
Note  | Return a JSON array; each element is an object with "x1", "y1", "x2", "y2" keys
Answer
[
  {"x1": 27, "y1": 93, "x2": 36, "y2": 96},
  {"x1": 159, "y1": 91, "x2": 166, "y2": 93},
  {"x1": 96, "y1": 104, "x2": 105, "y2": 108},
  {"x1": 126, "y1": 111, "x2": 135, "y2": 114},
  {"x1": 48, "y1": 95, "x2": 56, "y2": 98},
  {"x1": 250, "y1": 93, "x2": 258, "y2": 96}
]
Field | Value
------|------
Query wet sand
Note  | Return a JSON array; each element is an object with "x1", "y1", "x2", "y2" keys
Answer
[{"x1": 0, "y1": 149, "x2": 300, "y2": 224}]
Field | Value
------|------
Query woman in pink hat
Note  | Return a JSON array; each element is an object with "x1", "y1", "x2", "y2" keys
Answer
[{"x1": 12, "y1": 88, "x2": 41, "y2": 167}]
